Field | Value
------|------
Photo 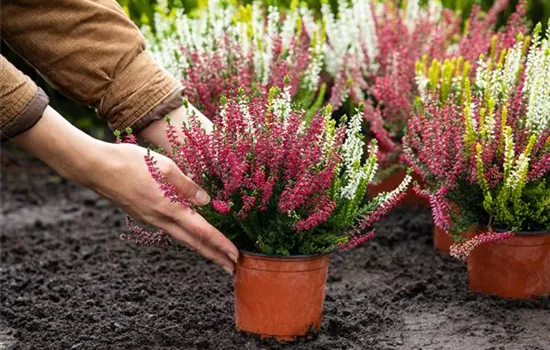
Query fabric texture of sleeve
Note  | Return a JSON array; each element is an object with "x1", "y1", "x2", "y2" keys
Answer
[
  {"x1": 0, "y1": 55, "x2": 49, "y2": 140},
  {"x1": 0, "y1": 0, "x2": 182, "y2": 133}
]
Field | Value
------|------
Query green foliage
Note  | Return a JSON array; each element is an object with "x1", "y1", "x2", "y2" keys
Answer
[
  {"x1": 118, "y1": 0, "x2": 200, "y2": 28},
  {"x1": 479, "y1": 135, "x2": 549, "y2": 232},
  {"x1": 130, "y1": 0, "x2": 550, "y2": 36},
  {"x1": 450, "y1": 174, "x2": 550, "y2": 233},
  {"x1": 448, "y1": 179, "x2": 487, "y2": 240}
]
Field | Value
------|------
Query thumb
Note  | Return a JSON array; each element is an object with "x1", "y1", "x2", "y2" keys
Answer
[{"x1": 162, "y1": 161, "x2": 211, "y2": 206}]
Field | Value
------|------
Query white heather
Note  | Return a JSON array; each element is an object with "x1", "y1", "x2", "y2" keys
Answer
[
  {"x1": 523, "y1": 27, "x2": 550, "y2": 134},
  {"x1": 376, "y1": 173, "x2": 412, "y2": 208},
  {"x1": 340, "y1": 112, "x2": 367, "y2": 200},
  {"x1": 272, "y1": 86, "x2": 293, "y2": 125},
  {"x1": 405, "y1": 0, "x2": 420, "y2": 32}
]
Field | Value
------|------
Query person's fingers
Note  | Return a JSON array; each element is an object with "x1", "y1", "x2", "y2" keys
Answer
[
  {"x1": 174, "y1": 209, "x2": 240, "y2": 264},
  {"x1": 162, "y1": 220, "x2": 236, "y2": 275},
  {"x1": 159, "y1": 159, "x2": 211, "y2": 206}
]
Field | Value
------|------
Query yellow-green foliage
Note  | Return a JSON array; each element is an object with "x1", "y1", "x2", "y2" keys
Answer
[{"x1": 413, "y1": 26, "x2": 550, "y2": 234}]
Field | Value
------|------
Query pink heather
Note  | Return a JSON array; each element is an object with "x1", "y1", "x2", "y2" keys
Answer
[
  {"x1": 428, "y1": 190, "x2": 452, "y2": 232},
  {"x1": 338, "y1": 231, "x2": 375, "y2": 251},
  {"x1": 180, "y1": 17, "x2": 315, "y2": 119},
  {"x1": 237, "y1": 195, "x2": 256, "y2": 220},
  {"x1": 212, "y1": 199, "x2": 232, "y2": 214},
  {"x1": 174, "y1": 92, "x2": 346, "y2": 231},
  {"x1": 295, "y1": 196, "x2": 337, "y2": 232},
  {"x1": 529, "y1": 153, "x2": 550, "y2": 181},
  {"x1": 144, "y1": 153, "x2": 189, "y2": 207},
  {"x1": 450, "y1": 231, "x2": 515, "y2": 260},
  {"x1": 147, "y1": 89, "x2": 395, "y2": 251},
  {"x1": 115, "y1": 132, "x2": 138, "y2": 145},
  {"x1": 120, "y1": 217, "x2": 171, "y2": 248},
  {"x1": 180, "y1": 38, "x2": 254, "y2": 118}
]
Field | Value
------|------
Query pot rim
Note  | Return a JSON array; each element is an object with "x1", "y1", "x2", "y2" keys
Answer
[
  {"x1": 492, "y1": 227, "x2": 550, "y2": 236},
  {"x1": 239, "y1": 249, "x2": 332, "y2": 259}
]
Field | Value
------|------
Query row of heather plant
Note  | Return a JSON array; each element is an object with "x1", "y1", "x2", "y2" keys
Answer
[
  {"x1": 322, "y1": 0, "x2": 527, "y2": 167},
  {"x1": 143, "y1": 1, "x2": 325, "y2": 120},
  {"x1": 145, "y1": 0, "x2": 528, "y2": 181},
  {"x1": 404, "y1": 21, "x2": 549, "y2": 260}
]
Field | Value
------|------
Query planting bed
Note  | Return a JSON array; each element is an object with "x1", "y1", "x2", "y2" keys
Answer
[{"x1": 1, "y1": 157, "x2": 549, "y2": 350}]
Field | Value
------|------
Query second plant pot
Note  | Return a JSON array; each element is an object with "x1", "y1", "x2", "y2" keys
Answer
[
  {"x1": 234, "y1": 251, "x2": 331, "y2": 341},
  {"x1": 433, "y1": 226, "x2": 454, "y2": 254},
  {"x1": 467, "y1": 229, "x2": 550, "y2": 299}
]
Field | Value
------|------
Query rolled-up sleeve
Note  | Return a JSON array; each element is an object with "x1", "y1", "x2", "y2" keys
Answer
[
  {"x1": 0, "y1": 0, "x2": 182, "y2": 133},
  {"x1": 0, "y1": 55, "x2": 49, "y2": 140}
]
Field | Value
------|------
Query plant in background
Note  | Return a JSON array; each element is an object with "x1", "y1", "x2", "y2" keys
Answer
[
  {"x1": 143, "y1": 0, "x2": 527, "y2": 167},
  {"x1": 144, "y1": 0, "x2": 325, "y2": 119},
  {"x1": 321, "y1": 0, "x2": 527, "y2": 166},
  {"x1": 124, "y1": 84, "x2": 410, "y2": 255},
  {"x1": 404, "y1": 22, "x2": 550, "y2": 260}
]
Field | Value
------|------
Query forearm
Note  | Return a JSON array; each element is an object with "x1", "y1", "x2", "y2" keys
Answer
[
  {"x1": 2, "y1": 0, "x2": 180, "y2": 133},
  {"x1": 11, "y1": 103, "x2": 211, "y2": 184},
  {"x1": 140, "y1": 103, "x2": 213, "y2": 151},
  {"x1": 11, "y1": 106, "x2": 107, "y2": 186}
]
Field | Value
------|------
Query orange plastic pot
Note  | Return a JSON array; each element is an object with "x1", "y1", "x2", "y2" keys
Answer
[
  {"x1": 433, "y1": 226, "x2": 454, "y2": 254},
  {"x1": 468, "y1": 229, "x2": 550, "y2": 299},
  {"x1": 234, "y1": 251, "x2": 331, "y2": 341},
  {"x1": 367, "y1": 169, "x2": 429, "y2": 208}
]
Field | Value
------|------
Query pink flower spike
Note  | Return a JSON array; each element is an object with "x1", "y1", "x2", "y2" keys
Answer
[
  {"x1": 212, "y1": 199, "x2": 232, "y2": 214},
  {"x1": 144, "y1": 153, "x2": 190, "y2": 207},
  {"x1": 450, "y1": 231, "x2": 514, "y2": 261},
  {"x1": 121, "y1": 216, "x2": 171, "y2": 248},
  {"x1": 338, "y1": 231, "x2": 376, "y2": 251}
]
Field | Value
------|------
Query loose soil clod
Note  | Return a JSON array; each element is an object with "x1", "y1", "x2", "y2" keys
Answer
[{"x1": 1, "y1": 160, "x2": 549, "y2": 350}]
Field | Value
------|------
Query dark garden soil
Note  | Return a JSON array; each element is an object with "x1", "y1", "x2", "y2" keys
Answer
[{"x1": 1, "y1": 156, "x2": 549, "y2": 350}]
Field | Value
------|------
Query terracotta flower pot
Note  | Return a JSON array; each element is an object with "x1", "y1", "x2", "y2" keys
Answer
[
  {"x1": 367, "y1": 168, "x2": 429, "y2": 208},
  {"x1": 234, "y1": 251, "x2": 331, "y2": 341},
  {"x1": 467, "y1": 229, "x2": 550, "y2": 299},
  {"x1": 433, "y1": 226, "x2": 454, "y2": 254}
]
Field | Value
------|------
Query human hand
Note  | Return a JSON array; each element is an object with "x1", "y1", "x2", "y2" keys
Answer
[
  {"x1": 12, "y1": 106, "x2": 239, "y2": 274},
  {"x1": 90, "y1": 143, "x2": 239, "y2": 274}
]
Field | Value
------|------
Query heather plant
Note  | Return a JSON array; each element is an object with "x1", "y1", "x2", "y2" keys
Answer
[
  {"x1": 143, "y1": 1, "x2": 325, "y2": 119},
  {"x1": 404, "y1": 23, "x2": 550, "y2": 259},
  {"x1": 321, "y1": 0, "x2": 527, "y2": 165},
  {"x1": 123, "y1": 85, "x2": 410, "y2": 255}
]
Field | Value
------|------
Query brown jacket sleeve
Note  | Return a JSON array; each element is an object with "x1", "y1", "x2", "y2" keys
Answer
[
  {"x1": 0, "y1": 55, "x2": 50, "y2": 140},
  {"x1": 0, "y1": 0, "x2": 183, "y2": 135}
]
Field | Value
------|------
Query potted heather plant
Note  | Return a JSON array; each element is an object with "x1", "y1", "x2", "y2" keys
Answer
[
  {"x1": 320, "y1": 0, "x2": 527, "y2": 205},
  {"x1": 125, "y1": 85, "x2": 410, "y2": 340},
  {"x1": 404, "y1": 24, "x2": 550, "y2": 298}
]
